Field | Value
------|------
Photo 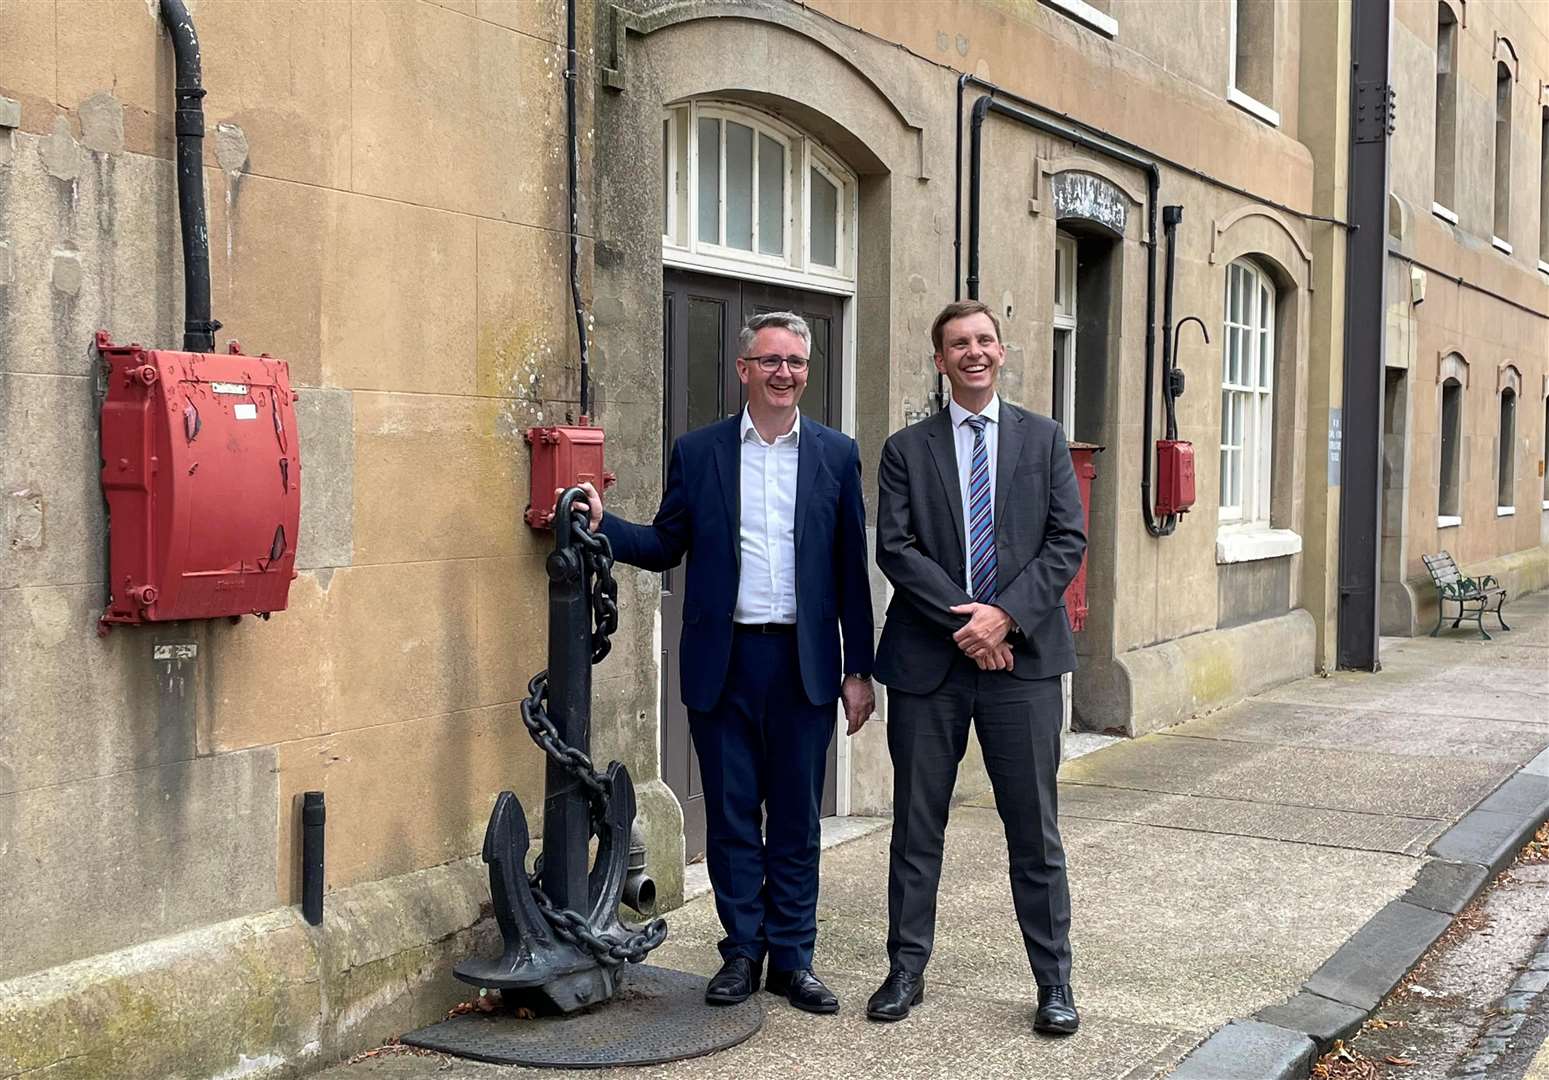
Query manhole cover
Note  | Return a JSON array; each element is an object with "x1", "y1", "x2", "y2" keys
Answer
[{"x1": 401, "y1": 965, "x2": 764, "y2": 1068}]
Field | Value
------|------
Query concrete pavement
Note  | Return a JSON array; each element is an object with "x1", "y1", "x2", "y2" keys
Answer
[{"x1": 319, "y1": 591, "x2": 1549, "y2": 1080}]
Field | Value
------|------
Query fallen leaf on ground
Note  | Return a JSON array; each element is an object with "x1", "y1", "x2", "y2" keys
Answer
[{"x1": 1385, "y1": 1055, "x2": 1419, "y2": 1066}]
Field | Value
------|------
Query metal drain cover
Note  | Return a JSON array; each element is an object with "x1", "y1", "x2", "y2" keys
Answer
[{"x1": 400, "y1": 965, "x2": 764, "y2": 1068}]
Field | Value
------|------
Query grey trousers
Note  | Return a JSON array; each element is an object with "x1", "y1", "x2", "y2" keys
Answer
[{"x1": 885, "y1": 657, "x2": 1071, "y2": 985}]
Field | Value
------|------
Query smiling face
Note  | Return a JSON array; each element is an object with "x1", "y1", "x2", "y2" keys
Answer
[
  {"x1": 933, "y1": 311, "x2": 1005, "y2": 406},
  {"x1": 736, "y1": 326, "x2": 810, "y2": 415}
]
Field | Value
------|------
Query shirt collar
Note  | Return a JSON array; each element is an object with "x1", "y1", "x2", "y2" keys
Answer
[
  {"x1": 740, "y1": 407, "x2": 802, "y2": 447},
  {"x1": 948, "y1": 393, "x2": 1000, "y2": 429}
]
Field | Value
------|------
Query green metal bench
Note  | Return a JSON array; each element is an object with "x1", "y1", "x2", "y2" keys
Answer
[{"x1": 1422, "y1": 550, "x2": 1511, "y2": 640}]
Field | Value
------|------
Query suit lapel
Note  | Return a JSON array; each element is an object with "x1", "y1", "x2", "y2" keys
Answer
[
  {"x1": 795, "y1": 419, "x2": 821, "y2": 552},
  {"x1": 711, "y1": 418, "x2": 740, "y2": 561},
  {"x1": 926, "y1": 409, "x2": 967, "y2": 565},
  {"x1": 995, "y1": 403, "x2": 1028, "y2": 523}
]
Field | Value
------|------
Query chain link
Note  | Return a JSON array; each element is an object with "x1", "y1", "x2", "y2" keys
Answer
[{"x1": 517, "y1": 504, "x2": 665, "y2": 967}]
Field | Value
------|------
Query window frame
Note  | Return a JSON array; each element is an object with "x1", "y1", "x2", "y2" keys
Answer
[
  {"x1": 1492, "y1": 61, "x2": 1513, "y2": 247},
  {"x1": 1040, "y1": 0, "x2": 1117, "y2": 38},
  {"x1": 1497, "y1": 386, "x2": 1517, "y2": 514},
  {"x1": 1438, "y1": 374, "x2": 1464, "y2": 525},
  {"x1": 1052, "y1": 232, "x2": 1078, "y2": 435},
  {"x1": 1433, "y1": 3, "x2": 1460, "y2": 219},
  {"x1": 1218, "y1": 259, "x2": 1277, "y2": 528},
  {"x1": 662, "y1": 100, "x2": 857, "y2": 292}
]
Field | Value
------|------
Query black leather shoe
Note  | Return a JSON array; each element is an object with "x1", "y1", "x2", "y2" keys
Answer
[
  {"x1": 765, "y1": 968, "x2": 840, "y2": 1014},
  {"x1": 1034, "y1": 983, "x2": 1080, "y2": 1035},
  {"x1": 705, "y1": 957, "x2": 760, "y2": 1005},
  {"x1": 866, "y1": 969, "x2": 925, "y2": 1022}
]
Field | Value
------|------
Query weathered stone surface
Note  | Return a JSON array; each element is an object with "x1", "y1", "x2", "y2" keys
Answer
[
  {"x1": 349, "y1": 1, "x2": 570, "y2": 228},
  {"x1": 294, "y1": 387, "x2": 355, "y2": 570},
  {"x1": 350, "y1": 393, "x2": 523, "y2": 565},
  {"x1": 0, "y1": 857, "x2": 494, "y2": 1080},
  {"x1": 1098, "y1": 609, "x2": 1317, "y2": 736},
  {"x1": 319, "y1": 194, "x2": 478, "y2": 396},
  {"x1": 273, "y1": 703, "x2": 544, "y2": 900},
  {"x1": 0, "y1": 96, "x2": 19, "y2": 130},
  {"x1": 0, "y1": 747, "x2": 278, "y2": 982},
  {"x1": 77, "y1": 90, "x2": 123, "y2": 154},
  {"x1": 1304, "y1": 900, "x2": 1452, "y2": 1011}
]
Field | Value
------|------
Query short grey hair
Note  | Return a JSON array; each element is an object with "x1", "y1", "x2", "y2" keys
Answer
[{"x1": 738, "y1": 311, "x2": 811, "y2": 357}]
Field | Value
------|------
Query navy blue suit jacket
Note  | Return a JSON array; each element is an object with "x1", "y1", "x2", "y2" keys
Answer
[{"x1": 600, "y1": 414, "x2": 875, "y2": 713}]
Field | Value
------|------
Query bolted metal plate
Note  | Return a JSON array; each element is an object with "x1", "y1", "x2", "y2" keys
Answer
[{"x1": 400, "y1": 965, "x2": 764, "y2": 1068}]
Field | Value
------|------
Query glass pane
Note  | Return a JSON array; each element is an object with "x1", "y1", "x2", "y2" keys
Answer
[
  {"x1": 725, "y1": 122, "x2": 754, "y2": 251},
  {"x1": 663, "y1": 118, "x2": 670, "y2": 236},
  {"x1": 687, "y1": 298, "x2": 724, "y2": 431},
  {"x1": 697, "y1": 117, "x2": 720, "y2": 244},
  {"x1": 811, "y1": 167, "x2": 838, "y2": 266},
  {"x1": 1259, "y1": 328, "x2": 1272, "y2": 388},
  {"x1": 758, "y1": 133, "x2": 784, "y2": 256},
  {"x1": 807, "y1": 315, "x2": 831, "y2": 423}
]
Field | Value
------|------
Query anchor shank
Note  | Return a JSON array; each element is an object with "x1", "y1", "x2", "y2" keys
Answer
[{"x1": 543, "y1": 519, "x2": 594, "y2": 915}]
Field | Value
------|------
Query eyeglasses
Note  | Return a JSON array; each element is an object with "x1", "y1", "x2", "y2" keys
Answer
[{"x1": 743, "y1": 354, "x2": 810, "y2": 373}]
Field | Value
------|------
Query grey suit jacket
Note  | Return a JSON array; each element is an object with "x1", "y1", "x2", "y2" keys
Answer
[{"x1": 874, "y1": 402, "x2": 1087, "y2": 694}]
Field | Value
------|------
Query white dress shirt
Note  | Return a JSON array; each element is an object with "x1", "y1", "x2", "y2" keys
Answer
[
  {"x1": 734, "y1": 408, "x2": 800, "y2": 624},
  {"x1": 948, "y1": 394, "x2": 1000, "y2": 593}
]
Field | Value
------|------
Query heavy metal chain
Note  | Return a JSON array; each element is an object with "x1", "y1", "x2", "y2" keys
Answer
[{"x1": 518, "y1": 506, "x2": 664, "y2": 966}]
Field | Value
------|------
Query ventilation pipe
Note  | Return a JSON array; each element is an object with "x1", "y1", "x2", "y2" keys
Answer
[
  {"x1": 158, "y1": 0, "x2": 220, "y2": 353},
  {"x1": 566, "y1": 0, "x2": 591, "y2": 419}
]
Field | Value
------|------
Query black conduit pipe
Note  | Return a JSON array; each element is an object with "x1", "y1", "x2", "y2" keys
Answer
[
  {"x1": 965, "y1": 96, "x2": 1172, "y2": 537},
  {"x1": 1161, "y1": 207, "x2": 1183, "y2": 444},
  {"x1": 302, "y1": 791, "x2": 325, "y2": 926},
  {"x1": 566, "y1": 0, "x2": 591, "y2": 418},
  {"x1": 158, "y1": 0, "x2": 219, "y2": 353}
]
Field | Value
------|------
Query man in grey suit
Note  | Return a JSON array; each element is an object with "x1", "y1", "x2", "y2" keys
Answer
[{"x1": 865, "y1": 299, "x2": 1087, "y2": 1035}]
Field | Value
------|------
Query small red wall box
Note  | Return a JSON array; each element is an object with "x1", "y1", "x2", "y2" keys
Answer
[
  {"x1": 1154, "y1": 439, "x2": 1196, "y2": 517},
  {"x1": 97, "y1": 332, "x2": 301, "y2": 633},
  {"x1": 525, "y1": 420, "x2": 616, "y2": 529}
]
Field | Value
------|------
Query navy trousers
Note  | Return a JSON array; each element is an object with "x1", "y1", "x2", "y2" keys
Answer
[{"x1": 688, "y1": 629, "x2": 835, "y2": 973}]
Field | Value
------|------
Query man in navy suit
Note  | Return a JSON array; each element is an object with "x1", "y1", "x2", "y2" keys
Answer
[{"x1": 575, "y1": 311, "x2": 875, "y2": 1014}]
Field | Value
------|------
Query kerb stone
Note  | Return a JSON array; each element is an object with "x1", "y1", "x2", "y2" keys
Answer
[{"x1": 1169, "y1": 1020, "x2": 1316, "y2": 1080}]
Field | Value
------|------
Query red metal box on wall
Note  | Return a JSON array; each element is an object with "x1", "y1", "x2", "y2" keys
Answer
[
  {"x1": 1154, "y1": 439, "x2": 1196, "y2": 517},
  {"x1": 97, "y1": 332, "x2": 301, "y2": 632},
  {"x1": 524, "y1": 421, "x2": 616, "y2": 529}
]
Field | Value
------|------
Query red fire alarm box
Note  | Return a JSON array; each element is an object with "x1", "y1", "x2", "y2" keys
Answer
[
  {"x1": 97, "y1": 332, "x2": 302, "y2": 632},
  {"x1": 1154, "y1": 439, "x2": 1196, "y2": 517},
  {"x1": 525, "y1": 420, "x2": 616, "y2": 529}
]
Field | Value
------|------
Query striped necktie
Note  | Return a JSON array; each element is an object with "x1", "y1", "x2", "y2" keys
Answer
[{"x1": 965, "y1": 414, "x2": 997, "y2": 603}]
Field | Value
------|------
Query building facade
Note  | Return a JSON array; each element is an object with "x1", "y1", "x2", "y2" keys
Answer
[{"x1": 0, "y1": 1, "x2": 1544, "y2": 1076}]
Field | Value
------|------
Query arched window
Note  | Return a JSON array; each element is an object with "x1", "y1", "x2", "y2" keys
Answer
[
  {"x1": 662, "y1": 101, "x2": 856, "y2": 288},
  {"x1": 1439, "y1": 375, "x2": 1463, "y2": 524},
  {"x1": 1219, "y1": 259, "x2": 1275, "y2": 525},
  {"x1": 1497, "y1": 386, "x2": 1517, "y2": 512}
]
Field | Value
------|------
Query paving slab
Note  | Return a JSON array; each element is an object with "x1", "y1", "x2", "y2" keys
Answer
[
  {"x1": 1262, "y1": 677, "x2": 1549, "y2": 725},
  {"x1": 1160, "y1": 699, "x2": 1549, "y2": 764},
  {"x1": 1041, "y1": 782, "x2": 1442, "y2": 855},
  {"x1": 321, "y1": 966, "x2": 1191, "y2": 1080},
  {"x1": 1057, "y1": 733, "x2": 1514, "y2": 821}
]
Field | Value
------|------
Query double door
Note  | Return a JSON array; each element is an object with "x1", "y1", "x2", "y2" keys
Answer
[{"x1": 659, "y1": 268, "x2": 845, "y2": 860}]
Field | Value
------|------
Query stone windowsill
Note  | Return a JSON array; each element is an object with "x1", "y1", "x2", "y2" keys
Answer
[
  {"x1": 1215, "y1": 526, "x2": 1302, "y2": 565},
  {"x1": 1497, "y1": 506, "x2": 1516, "y2": 517},
  {"x1": 1492, "y1": 236, "x2": 1514, "y2": 255},
  {"x1": 1041, "y1": 0, "x2": 1117, "y2": 37},
  {"x1": 1227, "y1": 87, "x2": 1280, "y2": 127},
  {"x1": 1438, "y1": 515, "x2": 1462, "y2": 529},
  {"x1": 1432, "y1": 202, "x2": 1460, "y2": 225}
]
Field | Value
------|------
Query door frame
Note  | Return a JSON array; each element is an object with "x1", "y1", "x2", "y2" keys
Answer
[{"x1": 659, "y1": 267, "x2": 858, "y2": 853}]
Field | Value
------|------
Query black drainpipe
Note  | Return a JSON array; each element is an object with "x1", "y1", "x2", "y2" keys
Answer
[
  {"x1": 965, "y1": 95, "x2": 1171, "y2": 537},
  {"x1": 566, "y1": 0, "x2": 591, "y2": 419},
  {"x1": 158, "y1": 0, "x2": 219, "y2": 353}
]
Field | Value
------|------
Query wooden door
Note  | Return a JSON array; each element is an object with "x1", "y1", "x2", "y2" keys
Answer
[{"x1": 661, "y1": 268, "x2": 846, "y2": 861}]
